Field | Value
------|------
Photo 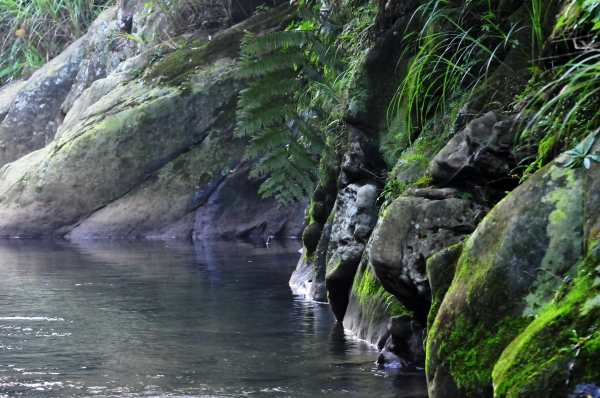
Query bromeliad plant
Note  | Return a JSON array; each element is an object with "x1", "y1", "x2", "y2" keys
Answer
[{"x1": 559, "y1": 129, "x2": 600, "y2": 169}]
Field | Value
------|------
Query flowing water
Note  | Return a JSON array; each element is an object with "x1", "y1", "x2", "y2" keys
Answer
[{"x1": 0, "y1": 239, "x2": 427, "y2": 397}]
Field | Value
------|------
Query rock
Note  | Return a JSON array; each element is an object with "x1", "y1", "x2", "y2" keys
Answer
[
  {"x1": 302, "y1": 222, "x2": 324, "y2": 255},
  {"x1": 430, "y1": 112, "x2": 537, "y2": 188},
  {"x1": 569, "y1": 384, "x2": 600, "y2": 398},
  {"x1": 369, "y1": 195, "x2": 483, "y2": 321},
  {"x1": 426, "y1": 163, "x2": 585, "y2": 398},
  {"x1": 289, "y1": 252, "x2": 314, "y2": 297},
  {"x1": 377, "y1": 315, "x2": 425, "y2": 369},
  {"x1": 426, "y1": 243, "x2": 463, "y2": 329},
  {"x1": 338, "y1": 126, "x2": 387, "y2": 187},
  {"x1": 377, "y1": 348, "x2": 413, "y2": 369},
  {"x1": 192, "y1": 162, "x2": 305, "y2": 240},
  {"x1": 0, "y1": 6, "x2": 298, "y2": 239},
  {"x1": 404, "y1": 187, "x2": 460, "y2": 200},
  {"x1": 343, "y1": 251, "x2": 404, "y2": 347},
  {"x1": 325, "y1": 184, "x2": 379, "y2": 320},
  {"x1": 0, "y1": 8, "x2": 123, "y2": 168}
]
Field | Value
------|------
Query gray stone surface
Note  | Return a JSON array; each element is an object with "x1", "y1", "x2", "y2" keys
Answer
[
  {"x1": 370, "y1": 195, "x2": 483, "y2": 321},
  {"x1": 325, "y1": 184, "x2": 379, "y2": 320}
]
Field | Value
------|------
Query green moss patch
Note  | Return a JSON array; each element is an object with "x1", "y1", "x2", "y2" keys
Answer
[{"x1": 493, "y1": 247, "x2": 600, "y2": 397}]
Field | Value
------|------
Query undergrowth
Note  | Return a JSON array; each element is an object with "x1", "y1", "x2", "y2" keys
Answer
[{"x1": 0, "y1": 0, "x2": 116, "y2": 86}]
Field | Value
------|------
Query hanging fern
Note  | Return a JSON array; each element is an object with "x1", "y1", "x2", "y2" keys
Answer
[{"x1": 235, "y1": 6, "x2": 342, "y2": 207}]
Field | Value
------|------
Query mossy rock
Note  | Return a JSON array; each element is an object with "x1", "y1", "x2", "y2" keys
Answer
[
  {"x1": 426, "y1": 163, "x2": 585, "y2": 398},
  {"x1": 426, "y1": 242, "x2": 464, "y2": 330},
  {"x1": 344, "y1": 250, "x2": 413, "y2": 347},
  {"x1": 0, "y1": 6, "x2": 298, "y2": 238},
  {"x1": 493, "y1": 245, "x2": 600, "y2": 397}
]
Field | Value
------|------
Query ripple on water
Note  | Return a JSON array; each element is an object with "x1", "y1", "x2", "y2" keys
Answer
[{"x1": 0, "y1": 240, "x2": 428, "y2": 398}]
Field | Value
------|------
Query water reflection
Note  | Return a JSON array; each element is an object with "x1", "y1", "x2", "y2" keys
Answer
[{"x1": 0, "y1": 239, "x2": 427, "y2": 397}]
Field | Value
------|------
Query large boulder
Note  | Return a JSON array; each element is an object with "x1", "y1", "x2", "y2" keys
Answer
[
  {"x1": 369, "y1": 188, "x2": 483, "y2": 321},
  {"x1": 426, "y1": 161, "x2": 586, "y2": 397},
  {"x1": 343, "y1": 247, "x2": 406, "y2": 347},
  {"x1": 0, "y1": 5, "x2": 302, "y2": 239},
  {"x1": 430, "y1": 112, "x2": 538, "y2": 189},
  {"x1": 0, "y1": 9, "x2": 120, "y2": 168}
]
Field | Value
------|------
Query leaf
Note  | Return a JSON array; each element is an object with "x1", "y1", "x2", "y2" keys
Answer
[
  {"x1": 584, "y1": 157, "x2": 591, "y2": 169},
  {"x1": 575, "y1": 130, "x2": 599, "y2": 156},
  {"x1": 589, "y1": 154, "x2": 600, "y2": 163},
  {"x1": 559, "y1": 157, "x2": 576, "y2": 168}
]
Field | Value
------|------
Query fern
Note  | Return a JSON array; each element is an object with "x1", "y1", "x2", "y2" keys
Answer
[{"x1": 235, "y1": 6, "x2": 342, "y2": 207}]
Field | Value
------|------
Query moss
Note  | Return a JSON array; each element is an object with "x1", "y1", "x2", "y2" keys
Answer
[
  {"x1": 492, "y1": 248, "x2": 600, "y2": 397},
  {"x1": 414, "y1": 175, "x2": 433, "y2": 187},
  {"x1": 426, "y1": 242, "x2": 464, "y2": 330},
  {"x1": 392, "y1": 131, "x2": 447, "y2": 187},
  {"x1": 146, "y1": 5, "x2": 295, "y2": 87},
  {"x1": 353, "y1": 265, "x2": 413, "y2": 318}
]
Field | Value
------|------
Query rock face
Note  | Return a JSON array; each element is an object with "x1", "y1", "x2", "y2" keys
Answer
[
  {"x1": 325, "y1": 184, "x2": 379, "y2": 320},
  {"x1": 427, "y1": 162, "x2": 585, "y2": 397},
  {"x1": 369, "y1": 189, "x2": 484, "y2": 321},
  {"x1": 430, "y1": 112, "x2": 537, "y2": 189},
  {"x1": 377, "y1": 316, "x2": 425, "y2": 369},
  {"x1": 0, "y1": 5, "x2": 303, "y2": 240}
]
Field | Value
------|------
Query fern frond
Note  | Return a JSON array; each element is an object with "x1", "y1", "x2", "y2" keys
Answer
[
  {"x1": 235, "y1": 102, "x2": 295, "y2": 137},
  {"x1": 238, "y1": 77, "x2": 301, "y2": 106},
  {"x1": 244, "y1": 127, "x2": 294, "y2": 160},
  {"x1": 242, "y1": 30, "x2": 314, "y2": 57},
  {"x1": 250, "y1": 147, "x2": 289, "y2": 177},
  {"x1": 292, "y1": 117, "x2": 326, "y2": 153},
  {"x1": 238, "y1": 52, "x2": 306, "y2": 78}
]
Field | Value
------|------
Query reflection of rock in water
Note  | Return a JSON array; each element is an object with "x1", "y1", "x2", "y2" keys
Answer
[{"x1": 328, "y1": 322, "x2": 348, "y2": 357}]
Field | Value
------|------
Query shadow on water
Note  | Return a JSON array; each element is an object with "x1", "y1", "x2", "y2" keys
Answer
[{"x1": 0, "y1": 238, "x2": 427, "y2": 397}]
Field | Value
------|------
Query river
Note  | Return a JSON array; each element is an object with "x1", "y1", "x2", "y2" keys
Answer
[{"x1": 0, "y1": 239, "x2": 427, "y2": 397}]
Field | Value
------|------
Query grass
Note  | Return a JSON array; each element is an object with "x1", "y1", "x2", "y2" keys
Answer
[
  {"x1": 390, "y1": 0, "x2": 524, "y2": 143},
  {"x1": 0, "y1": 0, "x2": 116, "y2": 86}
]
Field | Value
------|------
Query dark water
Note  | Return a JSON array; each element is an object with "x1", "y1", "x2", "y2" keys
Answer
[{"x1": 0, "y1": 239, "x2": 427, "y2": 397}]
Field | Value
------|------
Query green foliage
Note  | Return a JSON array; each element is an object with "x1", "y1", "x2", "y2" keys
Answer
[
  {"x1": 378, "y1": 178, "x2": 406, "y2": 202},
  {"x1": 235, "y1": 6, "x2": 344, "y2": 206},
  {"x1": 391, "y1": 0, "x2": 523, "y2": 138},
  {"x1": 0, "y1": 0, "x2": 115, "y2": 86},
  {"x1": 235, "y1": 1, "x2": 377, "y2": 206},
  {"x1": 520, "y1": 7, "x2": 600, "y2": 175},
  {"x1": 559, "y1": 130, "x2": 600, "y2": 169}
]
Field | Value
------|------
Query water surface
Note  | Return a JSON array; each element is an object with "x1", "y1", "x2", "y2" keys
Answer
[{"x1": 0, "y1": 239, "x2": 427, "y2": 397}]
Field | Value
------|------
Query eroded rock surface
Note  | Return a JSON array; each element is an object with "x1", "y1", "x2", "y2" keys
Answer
[
  {"x1": 370, "y1": 191, "x2": 483, "y2": 321},
  {"x1": 427, "y1": 162, "x2": 585, "y2": 398},
  {"x1": 430, "y1": 112, "x2": 538, "y2": 189},
  {"x1": 325, "y1": 184, "x2": 378, "y2": 320},
  {"x1": 0, "y1": 5, "x2": 302, "y2": 240}
]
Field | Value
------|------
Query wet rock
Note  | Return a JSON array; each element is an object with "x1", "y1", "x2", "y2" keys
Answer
[
  {"x1": 192, "y1": 162, "x2": 305, "y2": 240},
  {"x1": 377, "y1": 316, "x2": 425, "y2": 369},
  {"x1": 570, "y1": 384, "x2": 600, "y2": 398},
  {"x1": 326, "y1": 184, "x2": 378, "y2": 320},
  {"x1": 343, "y1": 249, "x2": 401, "y2": 347},
  {"x1": 370, "y1": 195, "x2": 483, "y2": 321},
  {"x1": 426, "y1": 243, "x2": 463, "y2": 329},
  {"x1": 430, "y1": 112, "x2": 537, "y2": 188},
  {"x1": 289, "y1": 251, "x2": 314, "y2": 297}
]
